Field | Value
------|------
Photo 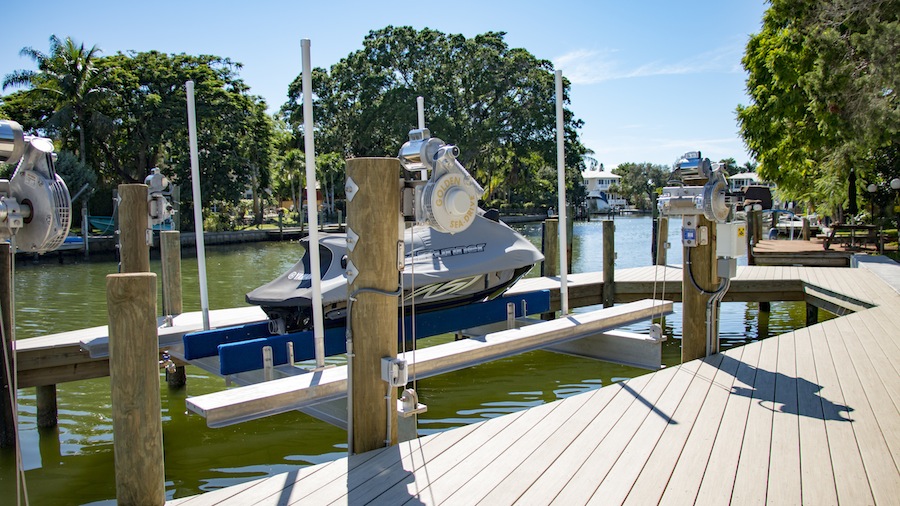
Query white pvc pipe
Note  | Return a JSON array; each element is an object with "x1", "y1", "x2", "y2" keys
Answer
[
  {"x1": 301, "y1": 39, "x2": 326, "y2": 368},
  {"x1": 416, "y1": 96, "x2": 425, "y2": 129},
  {"x1": 185, "y1": 80, "x2": 211, "y2": 330},
  {"x1": 555, "y1": 70, "x2": 569, "y2": 315}
]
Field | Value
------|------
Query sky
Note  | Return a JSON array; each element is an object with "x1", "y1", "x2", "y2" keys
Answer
[{"x1": 1, "y1": 0, "x2": 768, "y2": 170}]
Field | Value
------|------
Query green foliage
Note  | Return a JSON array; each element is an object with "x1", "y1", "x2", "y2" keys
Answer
[
  {"x1": 54, "y1": 150, "x2": 97, "y2": 198},
  {"x1": 737, "y1": 0, "x2": 900, "y2": 215},
  {"x1": 282, "y1": 26, "x2": 588, "y2": 206},
  {"x1": 612, "y1": 162, "x2": 671, "y2": 212},
  {"x1": 2, "y1": 35, "x2": 108, "y2": 165},
  {"x1": 3, "y1": 38, "x2": 277, "y2": 226}
]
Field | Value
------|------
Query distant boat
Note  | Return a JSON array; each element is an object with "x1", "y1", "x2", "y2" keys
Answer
[
  {"x1": 89, "y1": 216, "x2": 115, "y2": 235},
  {"x1": 581, "y1": 165, "x2": 628, "y2": 214},
  {"x1": 88, "y1": 215, "x2": 174, "y2": 234}
]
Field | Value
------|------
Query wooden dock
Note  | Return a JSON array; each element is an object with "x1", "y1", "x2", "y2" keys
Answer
[
  {"x1": 13, "y1": 262, "x2": 885, "y2": 388},
  {"x1": 167, "y1": 260, "x2": 900, "y2": 505}
]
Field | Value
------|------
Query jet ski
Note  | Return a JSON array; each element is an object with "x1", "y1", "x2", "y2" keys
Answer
[{"x1": 245, "y1": 208, "x2": 543, "y2": 333}]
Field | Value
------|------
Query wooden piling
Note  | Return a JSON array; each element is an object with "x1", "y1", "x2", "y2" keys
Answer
[
  {"x1": 602, "y1": 220, "x2": 615, "y2": 307},
  {"x1": 347, "y1": 158, "x2": 400, "y2": 454},
  {"x1": 801, "y1": 217, "x2": 810, "y2": 241},
  {"x1": 0, "y1": 243, "x2": 14, "y2": 448},
  {"x1": 160, "y1": 231, "x2": 183, "y2": 317},
  {"x1": 118, "y1": 184, "x2": 150, "y2": 273},
  {"x1": 36, "y1": 385, "x2": 58, "y2": 428},
  {"x1": 107, "y1": 272, "x2": 165, "y2": 505},
  {"x1": 542, "y1": 219, "x2": 559, "y2": 277},
  {"x1": 806, "y1": 303, "x2": 818, "y2": 326},
  {"x1": 654, "y1": 217, "x2": 669, "y2": 265},
  {"x1": 682, "y1": 215, "x2": 718, "y2": 361}
]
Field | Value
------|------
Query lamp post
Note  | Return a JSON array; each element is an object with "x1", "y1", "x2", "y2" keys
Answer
[{"x1": 867, "y1": 183, "x2": 878, "y2": 223}]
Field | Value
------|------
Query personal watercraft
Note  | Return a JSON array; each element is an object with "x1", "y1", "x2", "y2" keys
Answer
[
  {"x1": 245, "y1": 208, "x2": 543, "y2": 333},
  {"x1": 247, "y1": 127, "x2": 544, "y2": 333}
]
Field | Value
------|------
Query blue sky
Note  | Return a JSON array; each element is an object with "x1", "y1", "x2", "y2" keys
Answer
[{"x1": 1, "y1": 0, "x2": 767, "y2": 169}]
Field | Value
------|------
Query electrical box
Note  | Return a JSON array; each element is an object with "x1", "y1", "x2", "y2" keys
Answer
[
  {"x1": 716, "y1": 221, "x2": 747, "y2": 258},
  {"x1": 381, "y1": 357, "x2": 409, "y2": 387},
  {"x1": 717, "y1": 257, "x2": 738, "y2": 279}
]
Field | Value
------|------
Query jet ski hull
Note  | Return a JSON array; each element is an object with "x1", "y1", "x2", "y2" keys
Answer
[{"x1": 246, "y1": 213, "x2": 543, "y2": 333}]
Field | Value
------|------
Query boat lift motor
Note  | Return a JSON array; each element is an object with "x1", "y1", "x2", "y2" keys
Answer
[
  {"x1": 657, "y1": 156, "x2": 746, "y2": 355},
  {"x1": 398, "y1": 128, "x2": 484, "y2": 234},
  {"x1": 0, "y1": 120, "x2": 72, "y2": 254},
  {"x1": 145, "y1": 167, "x2": 175, "y2": 228}
]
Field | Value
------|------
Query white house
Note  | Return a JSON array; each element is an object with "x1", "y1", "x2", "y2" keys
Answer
[
  {"x1": 728, "y1": 171, "x2": 774, "y2": 192},
  {"x1": 581, "y1": 164, "x2": 629, "y2": 214}
]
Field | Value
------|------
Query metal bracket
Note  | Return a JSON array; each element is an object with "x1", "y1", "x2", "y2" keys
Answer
[{"x1": 345, "y1": 177, "x2": 359, "y2": 202}]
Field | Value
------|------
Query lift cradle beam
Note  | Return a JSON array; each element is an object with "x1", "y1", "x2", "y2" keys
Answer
[{"x1": 185, "y1": 298, "x2": 673, "y2": 428}]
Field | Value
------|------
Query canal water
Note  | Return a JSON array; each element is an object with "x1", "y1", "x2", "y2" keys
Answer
[{"x1": 1, "y1": 216, "x2": 828, "y2": 504}]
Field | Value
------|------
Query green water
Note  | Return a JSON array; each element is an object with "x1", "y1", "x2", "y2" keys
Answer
[{"x1": 0, "y1": 216, "x2": 826, "y2": 505}]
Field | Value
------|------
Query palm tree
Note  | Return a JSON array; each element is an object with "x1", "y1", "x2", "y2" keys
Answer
[{"x1": 3, "y1": 35, "x2": 107, "y2": 164}]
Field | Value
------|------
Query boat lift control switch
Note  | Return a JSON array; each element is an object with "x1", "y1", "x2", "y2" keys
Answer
[
  {"x1": 381, "y1": 357, "x2": 409, "y2": 387},
  {"x1": 681, "y1": 216, "x2": 707, "y2": 247}
]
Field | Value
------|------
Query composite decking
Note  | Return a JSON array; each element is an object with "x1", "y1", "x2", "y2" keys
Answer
[{"x1": 167, "y1": 262, "x2": 900, "y2": 505}]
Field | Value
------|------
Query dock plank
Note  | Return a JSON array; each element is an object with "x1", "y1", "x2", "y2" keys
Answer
[
  {"x1": 513, "y1": 372, "x2": 659, "y2": 504},
  {"x1": 729, "y1": 334, "x2": 778, "y2": 505},
  {"x1": 766, "y1": 330, "x2": 801, "y2": 505},
  {"x1": 671, "y1": 340, "x2": 761, "y2": 506},
  {"x1": 826, "y1": 314, "x2": 900, "y2": 503},
  {"x1": 548, "y1": 360, "x2": 681, "y2": 504},
  {"x1": 793, "y1": 328, "x2": 838, "y2": 506},
  {"x1": 468, "y1": 385, "x2": 621, "y2": 504},
  {"x1": 437, "y1": 387, "x2": 603, "y2": 505},
  {"x1": 622, "y1": 350, "x2": 737, "y2": 506},
  {"x1": 584, "y1": 356, "x2": 712, "y2": 505},
  {"x1": 814, "y1": 322, "x2": 875, "y2": 505}
]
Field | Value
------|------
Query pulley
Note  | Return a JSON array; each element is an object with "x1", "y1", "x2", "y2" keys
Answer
[
  {"x1": 399, "y1": 129, "x2": 484, "y2": 234},
  {"x1": 0, "y1": 120, "x2": 72, "y2": 254}
]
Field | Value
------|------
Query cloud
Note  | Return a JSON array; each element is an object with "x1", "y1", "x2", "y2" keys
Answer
[{"x1": 554, "y1": 45, "x2": 743, "y2": 85}]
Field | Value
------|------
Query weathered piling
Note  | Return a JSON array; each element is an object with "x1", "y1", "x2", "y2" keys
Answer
[
  {"x1": 602, "y1": 220, "x2": 615, "y2": 307},
  {"x1": 682, "y1": 216, "x2": 718, "y2": 361},
  {"x1": 542, "y1": 219, "x2": 560, "y2": 277},
  {"x1": 107, "y1": 272, "x2": 165, "y2": 505},
  {"x1": 160, "y1": 230, "x2": 186, "y2": 388},
  {"x1": 160, "y1": 231, "x2": 183, "y2": 317},
  {"x1": 36, "y1": 385, "x2": 57, "y2": 428},
  {"x1": 346, "y1": 158, "x2": 401, "y2": 454},
  {"x1": 654, "y1": 217, "x2": 669, "y2": 265},
  {"x1": 118, "y1": 184, "x2": 150, "y2": 273},
  {"x1": 0, "y1": 243, "x2": 14, "y2": 448},
  {"x1": 806, "y1": 303, "x2": 818, "y2": 326}
]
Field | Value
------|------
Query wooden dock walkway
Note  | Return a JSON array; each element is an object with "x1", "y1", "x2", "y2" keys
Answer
[{"x1": 168, "y1": 262, "x2": 900, "y2": 505}]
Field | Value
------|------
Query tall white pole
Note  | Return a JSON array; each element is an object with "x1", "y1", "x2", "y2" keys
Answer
[
  {"x1": 416, "y1": 96, "x2": 425, "y2": 129},
  {"x1": 302, "y1": 39, "x2": 326, "y2": 368},
  {"x1": 555, "y1": 70, "x2": 570, "y2": 315},
  {"x1": 186, "y1": 80, "x2": 211, "y2": 330}
]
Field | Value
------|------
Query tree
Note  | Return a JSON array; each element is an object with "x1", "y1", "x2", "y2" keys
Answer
[
  {"x1": 3, "y1": 35, "x2": 108, "y2": 165},
  {"x1": 282, "y1": 26, "x2": 588, "y2": 206},
  {"x1": 612, "y1": 162, "x2": 671, "y2": 212},
  {"x1": 737, "y1": 0, "x2": 899, "y2": 217}
]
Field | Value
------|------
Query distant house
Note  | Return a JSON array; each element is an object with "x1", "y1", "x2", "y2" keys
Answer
[
  {"x1": 728, "y1": 172, "x2": 774, "y2": 192},
  {"x1": 581, "y1": 164, "x2": 628, "y2": 214}
]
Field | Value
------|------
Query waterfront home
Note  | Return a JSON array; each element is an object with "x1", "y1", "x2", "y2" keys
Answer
[{"x1": 581, "y1": 164, "x2": 628, "y2": 214}]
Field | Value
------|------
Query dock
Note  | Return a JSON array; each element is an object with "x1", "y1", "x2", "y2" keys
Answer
[{"x1": 166, "y1": 259, "x2": 900, "y2": 504}]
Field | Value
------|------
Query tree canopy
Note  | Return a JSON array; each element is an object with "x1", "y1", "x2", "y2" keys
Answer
[
  {"x1": 282, "y1": 26, "x2": 589, "y2": 207},
  {"x1": 737, "y1": 0, "x2": 899, "y2": 215},
  {"x1": 3, "y1": 38, "x2": 274, "y2": 215}
]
